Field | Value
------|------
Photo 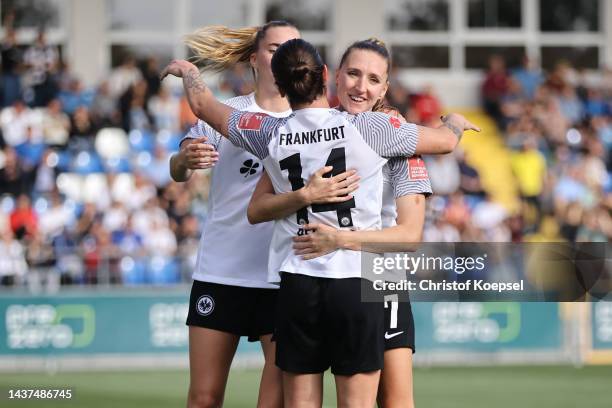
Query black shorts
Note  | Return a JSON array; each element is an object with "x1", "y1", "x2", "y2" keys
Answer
[
  {"x1": 186, "y1": 280, "x2": 277, "y2": 342},
  {"x1": 275, "y1": 273, "x2": 385, "y2": 376},
  {"x1": 383, "y1": 294, "x2": 415, "y2": 352}
]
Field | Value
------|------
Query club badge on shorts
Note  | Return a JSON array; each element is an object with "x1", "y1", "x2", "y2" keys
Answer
[{"x1": 196, "y1": 295, "x2": 215, "y2": 316}]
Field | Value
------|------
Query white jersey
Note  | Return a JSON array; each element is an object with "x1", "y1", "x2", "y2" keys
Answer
[
  {"x1": 226, "y1": 108, "x2": 420, "y2": 282},
  {"x1": 182, "y1": 93, "x2": 291, "y2": 288}
]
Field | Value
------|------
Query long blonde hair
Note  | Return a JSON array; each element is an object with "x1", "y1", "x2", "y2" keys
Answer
[{"x1": 184, "y1": 21, "x2": 297, "y2": 73}]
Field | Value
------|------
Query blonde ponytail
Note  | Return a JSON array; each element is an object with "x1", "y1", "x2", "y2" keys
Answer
[{"x1": 184, "y1": 25, "x2": 258, "y2": 72}]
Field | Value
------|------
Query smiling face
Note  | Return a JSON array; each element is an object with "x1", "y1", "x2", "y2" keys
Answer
[
  {"x1": 250, "y1": 25, "x2": 301, "y2": 87},
  {"x1": 336, "y1": 49, "x2": 389, "y2": 114}
]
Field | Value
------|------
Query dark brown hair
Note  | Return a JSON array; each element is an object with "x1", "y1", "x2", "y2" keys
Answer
[{"x1": 271, "y1": 39, "x2": 325, "y2": 106}]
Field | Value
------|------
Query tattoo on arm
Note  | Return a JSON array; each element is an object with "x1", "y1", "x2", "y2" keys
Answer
[
  {"x1": 441, "y1": 115, "x2": 463, "y2": 141},
  {"x1": 184, "y1": 68, "x2": 208, "y2": 95}
]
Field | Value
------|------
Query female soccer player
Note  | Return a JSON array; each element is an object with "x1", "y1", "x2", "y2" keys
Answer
[
  {"x1": 169, "y1": 21, "x2": 304, "y2": 408},
  {"x1": 162, "y1": 38, "x2": 478, "y2": 407},
  {"x1": 247, "y1": 39, "x2": 428, "y2": 408}
]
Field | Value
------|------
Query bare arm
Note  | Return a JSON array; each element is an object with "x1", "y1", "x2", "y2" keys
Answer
[
  {"x1": 247, "y1": 167, "x2": 360, "y2": 224},
  {"x1": 293, "y1": 194, "x2": 426, "y2": 259},
  {"x1": 160, "y1": 60, "x2": 234, "y2": 138},
  {"x1": 415, "y1": 114, "x2": 480, "y2": 155}
]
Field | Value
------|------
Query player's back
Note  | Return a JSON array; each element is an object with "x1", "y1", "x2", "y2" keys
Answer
[{"x1": 264, "y1": 108, "x2": 388, "y2": 281}]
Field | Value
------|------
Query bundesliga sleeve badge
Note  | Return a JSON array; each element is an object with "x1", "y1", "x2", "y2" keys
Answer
[{"x1": 389, "y1": 117, "x2": 402, "y2": 129}]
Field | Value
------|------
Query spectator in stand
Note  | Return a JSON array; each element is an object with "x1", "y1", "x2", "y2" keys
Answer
[
  {"x1": 74, "y1": 202, "x2": 99, "y2": 240},
  {"x1": 10, "y1": 194, "x2": 37, "y2": 240},
  {"x1": 0, "y1": 147, "x2": 30, "y2": 196},
  {"x1": 556, "y1": 84, "x2": 584, "y2": 125},
  {"x1": 510, "y1": 137, "x2": 547, "y2": 229},
  {"x1": 143, "y1": 145, "x2": 172, "y2": 189},
  {"x1": 23, "y1": 30, "x2": 59, "y2": 107},
  {"x1": 26, "y1": 230, "x2": 58, "y2": 290},
  {"x1": 411, "y1": 84, "x2": 442, "y2": 126},
  {"x1": 576, "y1": 206, "x2": 611, "y2": 242},
  {"x1": 58, "y1": 78, "x2": 94, "y2": 115},
  {"x1": 582, "y1": 136, "x2": 608, "y2": 192},
  {"x1": 1, "y1": 28, "x2": 22, "y2": 107},
  {"x1": 69, "y1": 106, "x2": 96, "y2": 150},
  {"x1": 559, "y1": 202, "x2": 583, "y2": 242},
  {"x1": 176, "y1": 213, "x2": 200, "y2": 280},
  {"x1": 426, "y1": 153, "x2": 461, "y2": 196},
  {"x1": 143, "y1": 218, "x2": 177, "y2": 258},
  {"x1": 108, "y1": 55, "x2": 142, "y2": 99},
  {"x1": 39, "y1": 193, "x2": 75, "y2": 239},
  {"x1": 90, "y1": 81, "x2": 120, "y2": 128},
  {"x1": 178, "y1": 95, "x2": 198, "y2": 132},
  {"x1": 0, "y1": 228, "x2": 28, "y2": 286},
  {"x1": 456, "y1": 148, "x2": 485, "y2": 198},
  {"x1": 584, "y1": 88, "x2": 609, "y2": 118},
  {"x1": 132, "y1": 196, "x2": 169, "y2": 237},
  {"x1": 511, "y1": 55, "x2": 543, "y2": 100},
  {"x1": 102, "y1": 200, "x2": 129, "y2": 233},
  {"x1": 481, "y1": 54, "x2": 510, "y2": 128},
  {"x1": 119, "y1": 80, "x2": 151, "y2": 132},
  {"x1": 15, "y1": 126, "x2": 46, "y2": 171},
  {"x1": 141, "y1": 56, "x2": 161, "y2": 100},
  {"x1": 0, "y1": 99, "x2": 42, "y2": 146},
  {"x1": 500, "y1": 78, "x2": 526, "y2": 129},
  {"x1": 443, "y1": 191, "x2": 471, "y2": 233},
  {"x1": 42, "y1": 98, "x2": 71, "y2": 147},
  {"x1": 81, "y1": 220, "x2": 120, "y2": 284},
  {"x1": 112, "y1": 215, "x2": 145, "y2": 257},
  {"x1": 148, "y1": 86, "x2": 180, "y2": 132}
]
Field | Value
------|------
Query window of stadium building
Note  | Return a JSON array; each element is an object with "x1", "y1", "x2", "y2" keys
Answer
[
  {"x1": 392, "y1": 46, "x2": 450, "y2": 68},
  {"x1": 385, "y1": 0, "x2": 449, "y2": 31},
  {"x1": 465, "y1": 46, "x2": 526, "y2": 70},
  {"x1": 190, "y1": 0, "x2": 248, "y2": 29},
  {"x1": 265, "y1": 0, "x2": 331, "y2": 31},
  {"x1": 540, "y1": 0, "x2": 599, "y2": 32},
  {"x1": 467, "y1": 0, "x2": 522, "y2": 28},
  {"x1": 107, "y1": 0, "x2": 173, "y2": 31},
  {"x1": 0, "y1": 0, "x2": 63, "y2": 29}
]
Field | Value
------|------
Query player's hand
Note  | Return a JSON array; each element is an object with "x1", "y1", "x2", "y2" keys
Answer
[
  {"x1": 177, "y1": 138, "x2": 219, "y2": 169},
  {"x1": 302, "y1": 166, "x2": 359, "y2": 205},
  {"x1": 442, "y1": 113, "x2": 481, "y2": 132},
  {"x1": 160, "y1": 59, "x2": 198, "y2": 80},
  {"x1": 292, "y1": 223, "x2": 339, "y2": 260}
]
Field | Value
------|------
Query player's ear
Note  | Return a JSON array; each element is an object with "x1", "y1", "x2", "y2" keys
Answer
[
  {"x1": 249, "y1": 52, "x2": 257, "y2": 70},
  {"x1": 322, "y1": 64, "x2": 329, "y2": 82}
]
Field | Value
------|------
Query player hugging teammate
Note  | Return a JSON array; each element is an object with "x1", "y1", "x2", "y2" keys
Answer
[{"x1": 166, "y1": 22, "x2": 479, "y2": 408}]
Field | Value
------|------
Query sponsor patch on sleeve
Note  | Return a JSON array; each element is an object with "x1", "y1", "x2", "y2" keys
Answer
[
  {"x1": 238, "y1": 112, "x2": 268, "y2": 130},
  {"x1": 408, "y1": 156, "x2": 429, "y2": 180}
]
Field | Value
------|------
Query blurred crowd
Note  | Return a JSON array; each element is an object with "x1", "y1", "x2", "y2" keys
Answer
[
  {"x1": 375, "y1": 55, "x2": 612, "y2": 244},
  {"x1": 0, "y1": 28, "x2": 219, "y2": 288},
  {"x1": 0, "y1": 27, "x2": 610, "y2": 288}
]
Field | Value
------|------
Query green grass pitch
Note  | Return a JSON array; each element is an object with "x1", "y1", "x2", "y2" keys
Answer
[{"x1": 1, "y1": 365, "x2": 611, "y2": 407}]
